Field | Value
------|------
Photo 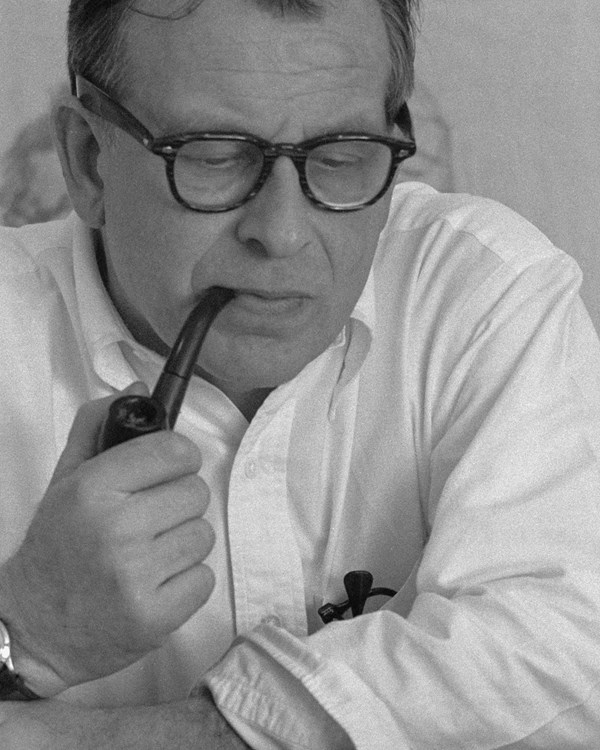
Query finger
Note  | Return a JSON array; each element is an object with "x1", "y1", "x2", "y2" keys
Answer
[
  {"x1": 153, "y1": 517, "x2": 216, "y2": 583},
  {"x1": 86, "y1": 429, "x2": 203, "y2": 494},
  {"x1": 122, "y1": 563, "x2": 216, "y2": 641},
  {"x1": 158, "y1": 563, "x2": 216, "y2": 623},
  {"x1": 53, "y1": 383, "x2": 150, "y2": 481},
  {"x1": 119, "y1": 474, "x2": 210, "y2": 539}
]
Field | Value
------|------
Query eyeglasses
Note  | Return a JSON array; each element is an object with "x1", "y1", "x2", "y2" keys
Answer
[{"x1": 75, "y1": 75, "x2": 416, "y2": 213}]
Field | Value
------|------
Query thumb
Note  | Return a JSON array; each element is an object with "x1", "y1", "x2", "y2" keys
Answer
[{"x1": 52, "y1": 382, "x2": 150, "y2": 481}]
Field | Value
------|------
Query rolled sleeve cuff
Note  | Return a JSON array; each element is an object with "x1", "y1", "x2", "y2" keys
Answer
[{"x1": 202, "y1": 625, "x2": 353, "y2": 750}]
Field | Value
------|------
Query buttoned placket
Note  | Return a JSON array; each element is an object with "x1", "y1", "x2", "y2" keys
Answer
[
  {"x1": 228, "y1": 393, "x2": 307, "y2": 637},
  {"x1": 225, "y1": 328, "x2": 367, "y2": 640}
]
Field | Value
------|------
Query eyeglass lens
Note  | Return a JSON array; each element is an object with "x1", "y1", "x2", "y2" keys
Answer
[{"x1": 172, "y1": 139, "x2": 395, "y2": 210}]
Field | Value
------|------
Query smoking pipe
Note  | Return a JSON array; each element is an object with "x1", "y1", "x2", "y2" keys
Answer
[{"x1": 97, "y1": 286, "x2": 234, "y2": 451}]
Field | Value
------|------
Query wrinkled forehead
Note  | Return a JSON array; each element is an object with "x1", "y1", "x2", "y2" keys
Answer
[
  {"x1": 130, "y1": 0, "x2": 323, "y2": 18},
  {"x1": 121, "y1": 0, "x2": 391, "y2": 108}
]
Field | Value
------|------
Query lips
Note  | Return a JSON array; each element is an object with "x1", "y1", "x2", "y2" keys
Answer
[
  {"x1": 207, "y1": 286, "x2": 313, "y2": 331},
  {"x1": 228, "y1": 286, "x2": 308, "y2": 299},
  {"x1": 232, "y1": 289, "x2": 309, "y2": 314}
]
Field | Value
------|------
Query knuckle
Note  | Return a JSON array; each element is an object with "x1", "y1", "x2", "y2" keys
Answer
[
  {"x1": 145, "y1": 431, "x2": 202, "y2": 471},
  {"x1": 189, "y1": 565, "x2": 216, "y2": 607},
  {"x1": 185, "y1": 475, "x2": 211, "y2": 513},
  {"x1": 189, "y1": 518, "x2": 215, "y2": 558},
  {"x1": 174, "y1": 519, "x2": 215, "y2": 561},
  {"x1": 168, "y1": 473, "x2": 210, "y2": 513}
]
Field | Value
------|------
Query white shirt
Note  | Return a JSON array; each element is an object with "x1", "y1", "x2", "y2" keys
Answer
[{"x1": 2, "y1": 182, "x2": 600, "y2": 748}]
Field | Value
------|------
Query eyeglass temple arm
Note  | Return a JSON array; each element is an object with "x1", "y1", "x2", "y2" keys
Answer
[
  {"x1": 74, "y1": 75, "x2": 154, "y2": 147},
  {"x1": 395, "y1": 101, "x2": 416, "y2": 145}
]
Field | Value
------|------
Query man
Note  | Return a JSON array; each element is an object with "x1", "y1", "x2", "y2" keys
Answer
[{"x1": 1, "y1": 0, "x2": 600, "y2": 747}]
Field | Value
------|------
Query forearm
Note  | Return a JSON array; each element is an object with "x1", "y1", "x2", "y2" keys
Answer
[
  {"x1": 207, "y1": 575, "x2": 600, "y2": 750},
  {"x1": 0, "y1": 690, "x2": 250, "y2": 750}
]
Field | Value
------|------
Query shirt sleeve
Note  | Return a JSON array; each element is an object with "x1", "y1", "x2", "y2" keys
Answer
[{"x1": 203, "y1": 242, "x2": 600, "y2": 748}]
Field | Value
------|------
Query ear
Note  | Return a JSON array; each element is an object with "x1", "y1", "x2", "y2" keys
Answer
[{"x1": 52, "y1": 97, "x2": 106, "y2": 228}]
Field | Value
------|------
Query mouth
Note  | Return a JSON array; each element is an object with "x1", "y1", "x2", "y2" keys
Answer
[
  {"x1": 209, "y1": 286, "x2": 313, "y2": 330},
  {"x1": 232, "y1": 288, "x2": 309, "y2": 311}
]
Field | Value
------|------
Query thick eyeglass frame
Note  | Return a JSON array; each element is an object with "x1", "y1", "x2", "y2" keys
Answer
[{"x1": 75, "y1": 75, "x2": 417, "y2": 213}]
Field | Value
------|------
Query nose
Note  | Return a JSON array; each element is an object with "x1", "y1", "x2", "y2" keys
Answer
[{"x1": 235, "y1": 156, "x2": 314, "y2": 258}]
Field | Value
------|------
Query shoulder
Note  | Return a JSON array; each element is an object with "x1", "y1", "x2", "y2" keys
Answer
[
  {"x1": 376, "y1": 182, "x2": 580, "y2": 303},
  {"x1": 382, "y1": 182, "x2": 569, "y2": 269},
  {"x1": 0, "y1": 215, "x2": 81, "y2": 342},
  {"x1": 371, "y1": 184, "x2": 588, "y2": 380},
  {"x1": 0, "y1": 215, "x2": 76, "y2": 279}
]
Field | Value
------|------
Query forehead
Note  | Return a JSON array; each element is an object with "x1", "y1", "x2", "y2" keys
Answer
[{"x1": 122, "y1": 0, "x2": 391, "y2": 134}]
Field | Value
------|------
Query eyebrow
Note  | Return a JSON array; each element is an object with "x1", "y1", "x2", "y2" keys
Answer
[{"x1": 153, "y1": 110, "x2": 389, "y2": 138}]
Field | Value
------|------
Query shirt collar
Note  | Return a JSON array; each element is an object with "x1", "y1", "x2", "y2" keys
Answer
[
  {"x1": 332, "y1": 267, "x2": 375, "y2": 401},
  {"x1": 72, "y1": 218, "x2": 160, "y2": 391},
  {"x1": 71, "y1": 217, "x2": 375, "y2": 397}
]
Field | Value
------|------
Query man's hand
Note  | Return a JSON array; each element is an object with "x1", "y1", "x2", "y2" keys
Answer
[
  {"x1": 0, "y1": 385, "x2": 216, "y2": 695},
  {"x1": 0, "y1": 691, "x2": 250, "y2": 750}
]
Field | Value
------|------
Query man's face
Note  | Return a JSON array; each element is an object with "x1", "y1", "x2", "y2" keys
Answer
[{"x1": 96, "y1": 0, "x2": 394, "y2": 398}]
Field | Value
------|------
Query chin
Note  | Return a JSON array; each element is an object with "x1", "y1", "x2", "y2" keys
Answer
[{"x1": 203, "y1": 344, "x2": 314, "y2": 392}]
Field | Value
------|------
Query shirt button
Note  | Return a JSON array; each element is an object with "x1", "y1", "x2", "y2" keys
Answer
[
  {"x1": 244, "y1": 459, "x2": 258, "y2": 479},
  {"x1": 259, "y1": 456, "x2": 274, "y2": 475}
]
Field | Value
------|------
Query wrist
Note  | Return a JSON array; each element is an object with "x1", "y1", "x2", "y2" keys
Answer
[
  {"x1": 6, "y1": 628, "x2": 66, "y2": 698},
  {"x1": 0, "y1": 560, "x2": 67, "y2": 698},
  {"x1": 0, "y1": 617, "x2": 42, "y2": 700}
]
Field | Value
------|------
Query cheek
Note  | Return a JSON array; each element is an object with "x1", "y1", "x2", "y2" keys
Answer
[
  {"x1": 101, "y1": 202, "x2": 175, "y2": 311},
  {"x1": 327, "y1": 197, "x2": 390, "y2": 300},
  {"x1": 100, "y1": 144, "x2": 176, "y2": 257},
  {"x1": 99, "y1": 144, "x2": 220, "y2": 305}
]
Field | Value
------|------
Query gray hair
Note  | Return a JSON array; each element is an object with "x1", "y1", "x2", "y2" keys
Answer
[{"x1": 68, "y1": 0, "x2": 419, "y2": 123}]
